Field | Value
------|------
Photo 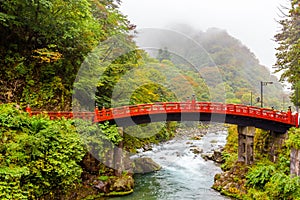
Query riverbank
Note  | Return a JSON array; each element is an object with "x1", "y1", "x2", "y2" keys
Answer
[{"x1": 211, "y1": 125, "x2": 300, "y2": 199}]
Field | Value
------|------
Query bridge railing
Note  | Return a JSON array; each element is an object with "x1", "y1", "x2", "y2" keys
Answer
[{"x1": 25, "y1": 102, "x2": 299, "y2": 127}]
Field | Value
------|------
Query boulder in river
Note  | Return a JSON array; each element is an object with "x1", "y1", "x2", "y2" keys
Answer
[
  {"x1": 201, "y1": 149, "x2": 224, "y2": 163},
  {"x1": 191, "y1": 135, "x2": 203, "y2": 140},
  {"x1": 190, "y1": 147, "x2": 203, "y2": 154},
  {"x1": 132, "y1": 157, "x2": 161, "y2": 174}
]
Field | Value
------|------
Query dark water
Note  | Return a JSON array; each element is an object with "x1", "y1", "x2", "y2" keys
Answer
[{"x1": 111, "y1": 127, "x2": 229, "y2": 200}]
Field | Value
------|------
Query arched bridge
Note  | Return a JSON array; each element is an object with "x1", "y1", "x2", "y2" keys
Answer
[{"x1": 27, "y1": 101, "x2": 298, "y2": 133}]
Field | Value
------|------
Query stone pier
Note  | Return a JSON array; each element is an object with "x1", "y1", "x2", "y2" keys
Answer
[
  {"x1": 268, "y1": 131, "x2": 288, "y2": 162},
  {"x1": 238, "y1": 126, "x2": 255, "y2": 165},
  {"x1": 290, "y1": 148, "x2": 300, "y2": 177},
  {"x1": 114, "y1": 127, "x2": 124, "y2": 176}
]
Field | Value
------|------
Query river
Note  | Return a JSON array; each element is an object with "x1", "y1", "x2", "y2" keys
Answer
[{"x1": 111, "y1": 124, "x2": 230, "y2": 200}]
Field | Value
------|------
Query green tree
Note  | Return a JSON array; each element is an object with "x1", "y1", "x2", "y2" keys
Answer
[
  {"x1": 0, "y1": 0, "x2": 133, "y2": 110},
  {"x1": 157, "y1": 47, "x2": 171, "y2": 62},
  {"x1": 274, "y1": 0, "x2": 300, "y2": 107}
]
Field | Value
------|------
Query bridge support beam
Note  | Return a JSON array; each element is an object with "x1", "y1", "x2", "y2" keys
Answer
[{"x1": 238, "y1": 126, "x2": 255, "y2": 165}]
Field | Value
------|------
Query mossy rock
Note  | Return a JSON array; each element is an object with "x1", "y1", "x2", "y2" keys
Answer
[{"x1": 110, "y1": 175, "x2": 134, "y2": 192}]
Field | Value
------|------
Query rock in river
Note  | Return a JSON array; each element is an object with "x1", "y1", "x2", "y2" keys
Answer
[{"x1": 132, "y1": 157, "x2": 161, "y2": 174}]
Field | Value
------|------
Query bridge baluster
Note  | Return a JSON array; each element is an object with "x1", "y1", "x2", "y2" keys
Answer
[
  {"x1": 287, "y1": 108, "x2": 292, "y2": 123},
  {"x1": 26, "y1": 104, "x2": 32, "y2": 116},
  {"x1": 94, "y1": 106, "x2": 99, "y2": 123}
]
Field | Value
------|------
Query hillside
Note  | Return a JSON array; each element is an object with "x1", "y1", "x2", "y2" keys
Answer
[{"x1": 133, "y1": 26, "x2": 288, "y2": 109}]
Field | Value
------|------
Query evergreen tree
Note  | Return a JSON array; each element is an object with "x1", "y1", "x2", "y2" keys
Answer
[
  {"x1": 157, "y1": 47, "x2": 171, "y2": 62},
  {"x1": 274, "y1": 0, "x2": 300, "y2": 107}
]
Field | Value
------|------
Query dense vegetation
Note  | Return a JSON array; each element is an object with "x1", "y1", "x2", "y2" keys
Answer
[
  {"x1": 0, "y1": 0, "x2": 135, "y2": 110},
  {"x1": 0, "y1": 104, "x2": 85, "y2": 199}
]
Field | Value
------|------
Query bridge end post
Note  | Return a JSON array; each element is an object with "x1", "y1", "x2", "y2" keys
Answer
[
  {"x1": 238, "y1": 126, "x2": 255, "y2": 165},
  {"x1": 94, "y1": 105, "x2": 99, "y2": 123},
  {"x1": 296, "y1": 112, "x2": 299, "y2": 128},
  {"x1": 26, "y1": 104, "x2": 32, "y2": 116}
]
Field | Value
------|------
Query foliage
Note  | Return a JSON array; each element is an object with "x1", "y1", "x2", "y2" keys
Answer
[
  {"x1": 0, "y1": 0, "x2": 133, "y2": 110},
  {"x1": 73, "y1": 119, "x2": 115, "y2": 168},
  {"x1": 0, "y1": 104, "x2": 85, "y2": 199},
  {"x1": 99, "y1": 121, "x2": 122, "y2": 145},
  {"x1": 157, "y1": 47, "x2": 171, "y2": 62},
  {"x1": 123, "y1": 122, "x2": 178, "y2": 152},
  {"x1": 1, "y1": 1, "x2": 287, "y2": 110},
  {"x1": 144, "y1": 26, "x2": 286, "y2": 108},
  {"x1": 219, "y1": 124, "x2": 300, "y2": 200},
  {"x1": 221, "y1": 125, "x2": 238, "y2": 170},
  {"x1": 246, "y1": 161, "x2": 276, "y2": 190},
  {"x1": 244, "y1": 127, "x2": 300, "y2": 200},
  {"x1": 286, "y1": 127, "x2": 300, "y2": 149},
  {"x1": 265, "y1": 172, "x2": 300, "y2": 199},
  {"x1": 274, "y1": 0, "x2": 300, "y2": 107},
  {"x1": 221, "y1": 152, "x2": 238, "y2": 171},
  {"x1": 246, "y1": 169, "x2": 300, "y2": 200}
]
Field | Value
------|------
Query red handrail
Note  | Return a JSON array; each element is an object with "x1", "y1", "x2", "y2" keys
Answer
[{"x1": 26, "y1": 102, "x2": 299, "y2": 127}]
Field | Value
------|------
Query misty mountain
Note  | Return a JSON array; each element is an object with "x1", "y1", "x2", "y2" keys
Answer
[{"x1": 133, "y1": 25, "x2": 287, "y2": 109}]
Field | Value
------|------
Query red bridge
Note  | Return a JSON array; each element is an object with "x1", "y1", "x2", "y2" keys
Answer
[{"x1": 26, "y1": 102, "x2": 299, "y2": 133}]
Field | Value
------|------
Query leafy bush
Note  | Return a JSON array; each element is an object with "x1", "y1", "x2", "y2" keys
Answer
[
  {"x1": 265, "y1": 172, "x2": 300, "y2": 199},
  {"x1": 245, "y1": 188, "x2": 270, "y2": 200},
  {"x1": 221, "y1": 152, "x2": 238, "y2": 171},
  {"x1": 123, "y1": 121, "x2": 177, "y2": 152},
  {"x1": 246, "y1": 171, "x2": 300, "y2": 200},
  {"x1": 246, "y1": 162, "x2": 275, "y2": 189},
  {"x1": 245, "y1": 127, "x2": 300, "y2": 200},
  {"x1": 221, "y1": 125, "x2": 238, "y2": 170},
  {"x1": 286, "y1": 127, "x2": 300, "y2": 149},
  {"x1": 0, "y1": 104, "x2": 85, "y2": 199}
]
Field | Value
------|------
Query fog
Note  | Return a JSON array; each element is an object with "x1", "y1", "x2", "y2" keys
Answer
[{"x1": 120, "y1": 0, "x2": 290, "y2": 72}]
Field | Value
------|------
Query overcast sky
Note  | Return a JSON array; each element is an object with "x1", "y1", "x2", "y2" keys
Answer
[{"x1": 120, "y1": 0, "x2": 290, "y2": 72}]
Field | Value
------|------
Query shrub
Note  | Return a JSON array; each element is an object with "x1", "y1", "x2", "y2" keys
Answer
[
  {"x1": 246, "y1": 162, "x2": 275, "y2": 189},
  {"x1": 0, "y1": 104, "x2": 85, "y2": 199},
  {"x1": 265, "y1": 172, "x2": 300, "y2": 199}
]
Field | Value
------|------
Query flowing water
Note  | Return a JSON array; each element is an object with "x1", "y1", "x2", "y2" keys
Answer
[{"x1": 111, "y1": 125, "x2": 230, "y2": 200}]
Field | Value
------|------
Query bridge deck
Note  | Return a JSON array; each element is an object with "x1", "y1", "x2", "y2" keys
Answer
[{"x1": 26, "y1": 102, "x2": 298, "y2": 132}]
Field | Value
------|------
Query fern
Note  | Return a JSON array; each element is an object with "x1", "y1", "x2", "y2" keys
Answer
[{"x1": 246, "y1": 163, "x2": 275, "y2": 189}]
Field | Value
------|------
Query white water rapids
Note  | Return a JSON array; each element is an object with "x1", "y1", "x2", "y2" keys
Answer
[{"x1": 111, "y1": 125, "x2": 230, "y2": 200}]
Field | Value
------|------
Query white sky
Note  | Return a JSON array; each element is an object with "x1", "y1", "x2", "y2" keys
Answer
[{"x1": 120, "y1": 0, "x2": 290, "y2": 72}]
